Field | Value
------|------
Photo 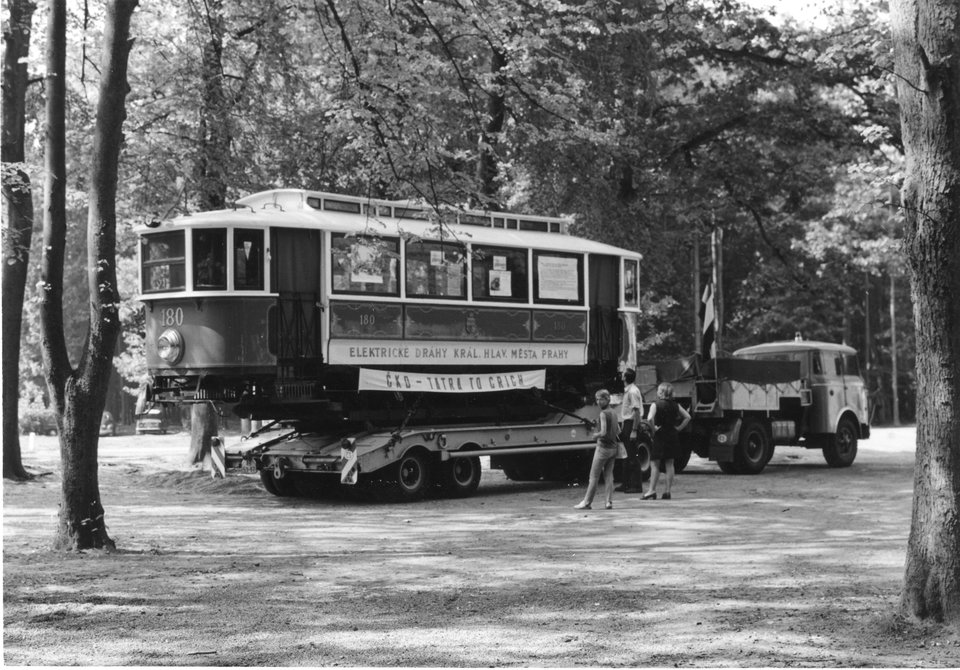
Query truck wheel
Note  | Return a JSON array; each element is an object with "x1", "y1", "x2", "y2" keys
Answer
[
  {"x1": 637, "y1": 435, "x2": 652, "y2": 481},
  {"x1": 391, "y1": 450, "x2": 432, "y2": 500},
  {"x1": 718, "y1": 460, "x2": 738, "y2": 474},
  {"x1": 437, "y1": 455, "x2": 482, "y2": 498},
  {"x1": 823, "y1": 417, "x2": 858, "y2": 467},
  {"x1": 733, "y1": 420, "x2": 771, "y2": 475},
  {"x1": 259, "y1": 468, "x2": 298, "y2": 496},
  {"x1": 674, "y1": 446, "x2": 693, "y2": 473}
]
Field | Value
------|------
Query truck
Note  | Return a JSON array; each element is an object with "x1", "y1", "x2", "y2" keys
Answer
[{"x1": 636, "y1": 336, "x2": 871, "y2": 475}]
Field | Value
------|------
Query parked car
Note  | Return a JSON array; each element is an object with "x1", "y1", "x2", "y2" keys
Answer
[
  {"x1": 99, "y1": 411, "x2": 116, "y2": 437},
  {"x1": 135, "y1": 407, "x2": 168, "y2": 435}
]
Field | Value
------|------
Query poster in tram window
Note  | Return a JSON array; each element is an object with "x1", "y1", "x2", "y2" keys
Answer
[
  {"x1": 489, "y1": 269, "x2": 512, "y2": 297},
  {"x1": 537, "y1": 256, "x2": 579, "y2": 301},
  {"x1": 623, "y1": 259, "x2": 639, "y2": 307}
]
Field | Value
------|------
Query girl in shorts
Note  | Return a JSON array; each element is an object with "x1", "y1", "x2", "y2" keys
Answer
[{"x1": 574, "y1": 389, "x2": 620, "y2": 510}]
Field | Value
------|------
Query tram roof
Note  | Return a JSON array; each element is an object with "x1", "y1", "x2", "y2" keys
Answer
[{"x1": 140, "y1": 189, "x2": 642, "y2": 260}]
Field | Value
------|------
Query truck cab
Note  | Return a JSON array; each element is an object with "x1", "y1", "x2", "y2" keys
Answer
[
  {"x1": 638, "y1": 337, "x2": 871, "y2": 475},
  {"x1": 734, "y1": 339, "x2": 870, "y2": 442}
]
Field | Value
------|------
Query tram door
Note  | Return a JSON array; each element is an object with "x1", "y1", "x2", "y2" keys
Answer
[
  {"x1": 270, "y1": 228, "x2": 324, "y2": 380},
  {"x1": 588, "y1": 254, "x2": 620, "y2": 363}
]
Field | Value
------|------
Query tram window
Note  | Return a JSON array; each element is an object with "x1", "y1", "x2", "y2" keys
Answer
[
  {"x1": 533, "y1": 251, "x2": 582, "y2": 305},
  {"x1": 234, "y1": 229, "x2": 264, "y2": 290},
  {"x1": 331, "y1": 233, "x2": 400, "y2": 296},
  {"x1": 193, "y1": 229, "x2": 227, "y2": 290},
  {"x1": 405, "y1": 241, "x2": 466, "y2": 299},
  {"x1": 141, "y1": 231, "x2": 185, "y2": 293},
  {"x1": 623, "y1": 259, "x2": 639, "y2": 308},
  {"x1": 471, "y1": 245, "x2": 528, "y2": 302}
]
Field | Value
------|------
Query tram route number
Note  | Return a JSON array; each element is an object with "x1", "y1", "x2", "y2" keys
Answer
[{"x1": 158, "y1": 307, "x2": 184, "y2": 327}]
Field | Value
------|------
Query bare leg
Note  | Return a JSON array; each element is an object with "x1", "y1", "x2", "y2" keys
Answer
[
  {"x1": 664, "y1": 459, "x2": 675, "y2": 496},
  {"x1": 578, "y1": 449, "x2": 604, "y2": 507},
  {"x1": 648, "y1": 460, "x2": 661, "y2": 496},
  {"x1": 602, "y1": 457, "x2": 616, "y2": 506}
]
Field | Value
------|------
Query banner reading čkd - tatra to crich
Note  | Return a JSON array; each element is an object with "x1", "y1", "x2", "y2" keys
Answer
[{"x1": 358, "y1": 368, "x2": 547, "y2": 393}]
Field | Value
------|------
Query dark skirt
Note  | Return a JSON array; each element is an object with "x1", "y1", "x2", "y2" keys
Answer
[{"x1": 651, "y1": 428, "x2": 680, "y2": 461}]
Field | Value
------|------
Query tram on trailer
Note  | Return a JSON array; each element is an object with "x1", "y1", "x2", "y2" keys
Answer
[{"x1": 137, "y1": 189, "x2": 644, "y2": 497}]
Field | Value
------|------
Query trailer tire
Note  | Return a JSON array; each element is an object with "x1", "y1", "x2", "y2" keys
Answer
[
  {"x1": 437, "y1": 455, "x2": 482, "y2": 498},
  {"x1": 732, "y1": 419, "x2": 771, "y2": 475},
  {"x1": 501, "y1": 457, "x2": 543, "y2": 482},
  {"x1": 259, "y1": 467, "x2": 298, "y2": 497},
  {"x1": 390, "y1": 450, "x2": 433, "y2": 500},
  {"x1": 823, "y1": 417, "x2": 858, "y2": 467}
]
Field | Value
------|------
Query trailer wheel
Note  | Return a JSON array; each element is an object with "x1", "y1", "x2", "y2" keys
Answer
[
  {"x1": 823, "y1": 417, "x2": 858, "y2": 467},
  {"x1": 732, "y1": 420, "x2": 771, "y2": 475},
  {"x1": 437, "y1": 455, "x2": 482, "y2": 498},
  {"x1": 391, "y1": 450, "x2": 432, "y2": 500},
  {"x1": 501, "y1": 457, "x2": 543, "y2": 482},
  {"x1": 259, "y1": 467, "x2": 298, "y2": 496}
]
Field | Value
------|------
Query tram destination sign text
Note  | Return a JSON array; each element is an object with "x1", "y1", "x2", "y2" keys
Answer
[
  {"x1": 329, "y1": 340, "x2": 587, "y2": 366},
  {"x1": 358, "y1": 368, "x2": 546, "y2": 393}
]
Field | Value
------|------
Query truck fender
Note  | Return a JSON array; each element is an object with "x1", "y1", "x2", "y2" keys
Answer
[{"x1": 709, "y1": 417, "x2": 742, "y2": 462}]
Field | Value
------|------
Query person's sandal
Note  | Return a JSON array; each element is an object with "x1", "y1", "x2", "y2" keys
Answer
[
  {"x1": 661, "y1": 492, "x2": 672, "y2": 500},
  {"x1": 574, "y1": 501, "x2": 591, "y2": 509},
  {"x1": 604, "y1": 502, "x2": 613, "y2": 510},
  {"x1": 641, "y1": 492, "x2": 657, "y2": 500}
]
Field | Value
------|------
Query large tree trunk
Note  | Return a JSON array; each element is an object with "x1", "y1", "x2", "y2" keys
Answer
[
  {"x1": 187, "y1": 403, "x2": 219, "y2": 465},
  {"x1": 40, "y1": 0, "x2": 138, "y2": 551},
  {"x1": 2, "y1": 0, "x2": 37, "y2": 480},
  {"x1": 474, "y1": 46, "x2": 506, "y2": 208},
  {"x1": 186, "y1": 0, "x2": 229, "y2": 463},
  {"x1": 890, "y1": 0, "x2": 960, "y2": 625}
]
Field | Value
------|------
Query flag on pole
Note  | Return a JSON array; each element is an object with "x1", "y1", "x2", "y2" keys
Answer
[{"x1": 700, "y1": 283, "x2": 717, "y2": 360}]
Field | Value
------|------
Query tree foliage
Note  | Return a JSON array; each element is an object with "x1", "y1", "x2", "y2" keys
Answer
[{"x1": 8, "y1": 0, "x2": 912, "y2": 454}]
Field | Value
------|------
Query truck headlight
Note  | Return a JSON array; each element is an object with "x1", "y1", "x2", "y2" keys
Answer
[{"x1": 157, "y1": 329, "x2": 183, "y2": 364}]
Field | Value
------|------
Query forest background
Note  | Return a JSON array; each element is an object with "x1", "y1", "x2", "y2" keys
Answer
[{"x1": 5, "y1": 0, "x2": 910, "y2": 432}]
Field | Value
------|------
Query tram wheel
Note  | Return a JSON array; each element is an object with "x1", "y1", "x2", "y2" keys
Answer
[{"x1": 436, "y1": 455, "x2": 482, "y2": 498}]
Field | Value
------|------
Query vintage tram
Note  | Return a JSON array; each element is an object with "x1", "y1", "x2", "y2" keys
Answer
[{"x1": 137, "y1": 189, "x2": 644, "y2": 496}]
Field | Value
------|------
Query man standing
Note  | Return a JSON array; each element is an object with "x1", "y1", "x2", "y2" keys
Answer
[{"x1": 617, "y1": 368, "x2": 644, "y2": 493}]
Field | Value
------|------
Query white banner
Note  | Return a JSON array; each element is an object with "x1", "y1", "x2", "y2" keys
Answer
[
  {"x1": 329, "y1": 340, "x2": 586, "y2": 366},
  {"x1": 358, "y1": 368, "x2": 547, "y2": 393}
]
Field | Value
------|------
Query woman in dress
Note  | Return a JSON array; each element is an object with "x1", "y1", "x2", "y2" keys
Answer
[{"x1": 643, "y1": 382, "x2": 691, "y2": 500}]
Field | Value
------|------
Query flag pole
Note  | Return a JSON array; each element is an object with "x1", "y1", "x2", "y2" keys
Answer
[
  {"x1": 711, "y1": 219, "x2": 723, "y2": 356},
  {"x1": 693, "y1": 228, "x2": 702, "y2": 356}
]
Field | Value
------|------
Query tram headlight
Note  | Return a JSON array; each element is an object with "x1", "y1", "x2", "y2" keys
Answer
[{"x1": 157, "y1": 329, "x2": 183, "y2": 365}]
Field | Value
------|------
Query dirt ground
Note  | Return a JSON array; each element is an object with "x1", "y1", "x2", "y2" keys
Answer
[{"x1": 3, "y1": 425, "x2": 959, "y2": 667}]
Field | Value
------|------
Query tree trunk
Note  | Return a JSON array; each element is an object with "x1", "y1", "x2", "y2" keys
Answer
[
  {"x1": 187, "y1": 403, "x2": 219, "y2": 465},
  {"x1": 891, "y1": 0, "x2": 960, "y2": 625},
  {"x1": 185, "y1": 0, "x2": 229, "y2": 461},
  {"x1": 474, "y1": 46, "x2": 506, "y2": 208},
  {"x1": 41, "y1": 0, "x2": 138, "y2": 551},
  {"x1": 2, "y1": 0, "x2": 37, "y2": 480}
]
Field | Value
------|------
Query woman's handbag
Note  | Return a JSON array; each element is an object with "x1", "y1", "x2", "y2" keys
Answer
[{"x1": 616, "y1": 442, "x2": 628, "y2": 459}]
